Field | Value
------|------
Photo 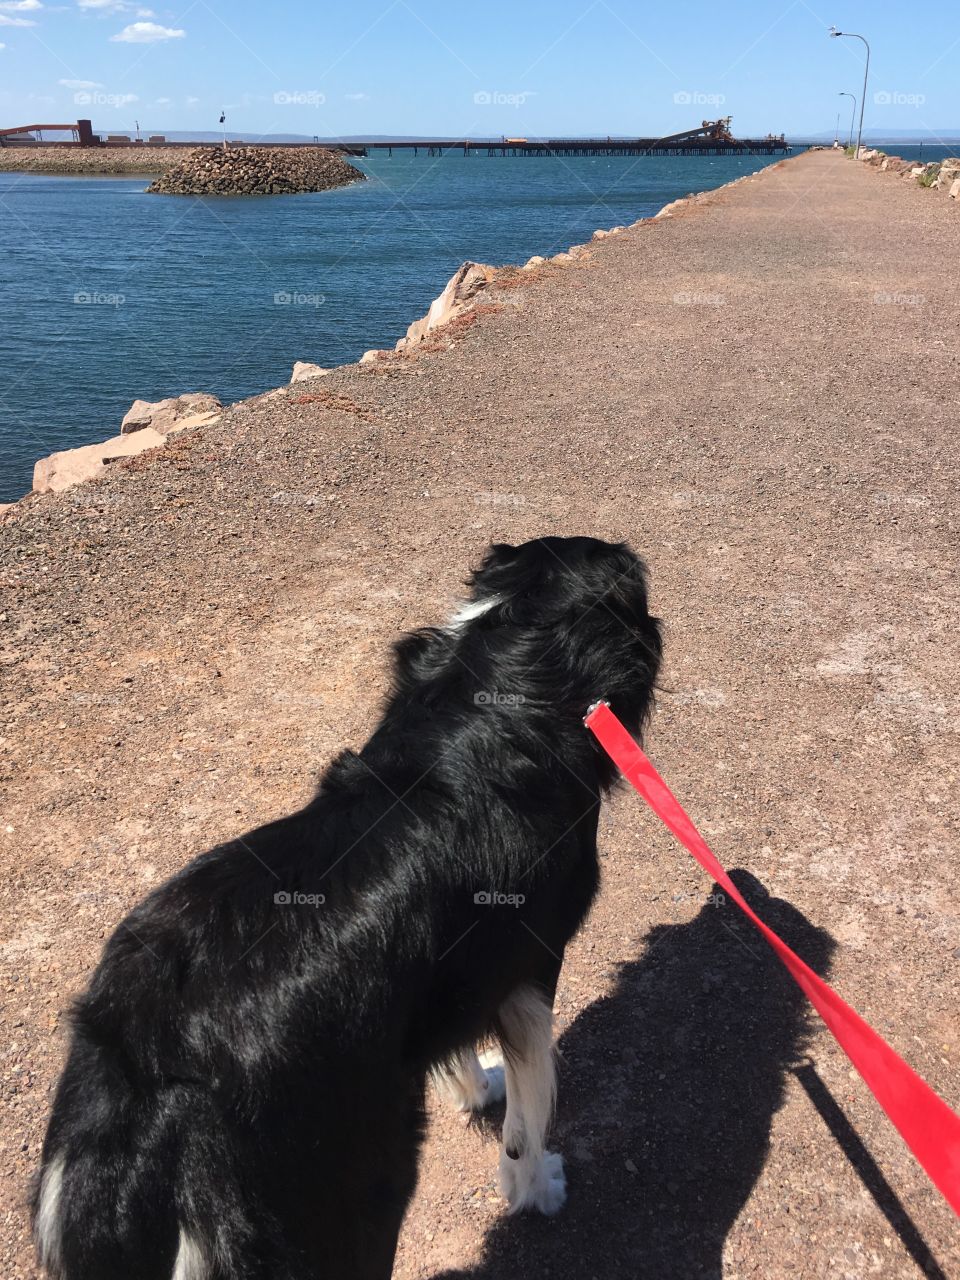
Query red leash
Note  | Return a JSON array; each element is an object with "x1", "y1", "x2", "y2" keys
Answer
[{"x1": 584, "y1": 700, "x2": 960, "y2": 1217}]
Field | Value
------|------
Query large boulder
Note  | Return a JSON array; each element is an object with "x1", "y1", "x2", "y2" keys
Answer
[
  {"x1": 164, "y1": 410, "x2": 221, "y2": 437},
  {"x1": 936, "y1": 158, "x2": 960, "y2": 189},
  {"x1": 396, "y1": 262, "x2": 499, "y2": 352},
  {"x1": 950, "y1": 178, "x2": 960, "y2": 200},
  {"x1": 290, "y1": 361, "x2": 329, "y2": 383},
  {"x1": 33, "y1": 428, "x2": 166, "y2": 494},
  {"x1": 121, "y1": 392, "x2": 220, "y2": 435}
]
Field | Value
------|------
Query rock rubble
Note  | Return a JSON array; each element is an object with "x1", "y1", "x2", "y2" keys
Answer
[{"x1": 146, "y1": 145, "x2": 366, "y2": 196}]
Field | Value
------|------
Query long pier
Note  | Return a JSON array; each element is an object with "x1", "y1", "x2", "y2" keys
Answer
[
  {"x1": 348, "y1": 136, "x2": 789, "y2": 158},
  {"x1": 346, "y1": 120, "x2": 789, "y2": 158}
]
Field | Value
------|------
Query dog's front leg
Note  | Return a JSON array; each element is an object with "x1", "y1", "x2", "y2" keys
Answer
[{"x1": 496, "y1": 983, "x2": 566, "y2": 1215}]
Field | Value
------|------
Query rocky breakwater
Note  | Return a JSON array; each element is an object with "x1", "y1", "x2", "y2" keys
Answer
[
  {"x1": 32, "y1": 393, "x2": 222, "y2": 494},
  {"x1": 146, "y1": 145, "x2": 366, "y2": 196},
  {"x1": 857, "y1": 148, "x2": 960, "y2": 200}
]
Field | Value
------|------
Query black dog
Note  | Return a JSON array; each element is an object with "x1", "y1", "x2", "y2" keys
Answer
[{"x1": 34, "y1": 536, "x2": 661, "y2": 1280}]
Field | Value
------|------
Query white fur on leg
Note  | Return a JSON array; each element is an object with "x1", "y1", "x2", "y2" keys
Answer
[
  {"x1": 172, "y1": 1228, "x2": 208, "y2": 1280},
  {"x1": 499, "y1": 1148, "x2": 567, "y2": 1216},
  {"x1": 496, "y1": 986, "x2": 566, "y2": 1214},
  {"x1": 433, "y1": 1047, "x2": 506, "y2": 1112},
  {"x1": 477, "y1": 1046, "x2": 506, "y2": 1103},
  {"x1": 34, "y1": 1152, "x2": 66, "y2": 1274}
]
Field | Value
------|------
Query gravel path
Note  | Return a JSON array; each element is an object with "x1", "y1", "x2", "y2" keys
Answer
[{"x1": 1, "y1": 150, "x2": 958, "y2": 1279}]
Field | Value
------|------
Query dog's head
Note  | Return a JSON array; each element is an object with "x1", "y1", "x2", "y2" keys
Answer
[
  {"x1": 391, "y1": 538, "x2": 661, "y2": 786},
  {"x1": 464, "y1": 536, "x2": 662, "y2": 752}
]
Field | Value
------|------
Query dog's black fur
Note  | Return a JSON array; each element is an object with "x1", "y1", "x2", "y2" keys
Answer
[{"x1": 34, "y1": 536, "x2": 661, "y2": 1280}]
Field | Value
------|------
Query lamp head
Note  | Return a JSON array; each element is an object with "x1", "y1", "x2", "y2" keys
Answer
[{"x1": 829, "y1": 26, "x2": 842, "y2": 36}]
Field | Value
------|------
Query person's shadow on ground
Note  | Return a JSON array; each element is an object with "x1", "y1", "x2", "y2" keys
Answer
[{"x1": 433, "y1": 870, "x2": 835, "y2": 1280}]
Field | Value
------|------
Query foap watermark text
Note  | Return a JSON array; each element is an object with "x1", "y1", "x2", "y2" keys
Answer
[{"x1": 474, "y1": 890, "x2": 526, "y2": 907}]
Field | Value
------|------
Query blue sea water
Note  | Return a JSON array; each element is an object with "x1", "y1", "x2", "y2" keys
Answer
[
  {"x1": 861, "y1": 142, "x2": 958, "y2": 161},
  {"x1": 0, "y1": 150, "x2": 797, "y2": 501}
]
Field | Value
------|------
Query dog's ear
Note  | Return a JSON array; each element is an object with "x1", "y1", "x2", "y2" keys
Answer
[
  {"x1": 467, "y1": 542, "x2": 524, "y2": 604},
  {"x1": 599, "y1": 544, "x2": 657, "y2": 627},
  {"x1": 469, "y1": 541, "x2": 565, "y2": 626},
  {"x1": 392, "y1": 626, "x2": 451, "y2": 689},
  {"x1": 473, "y1": 542, "x2": 519, "y2": 578}
]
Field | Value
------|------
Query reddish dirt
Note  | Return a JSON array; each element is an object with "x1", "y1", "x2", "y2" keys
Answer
[{"x1": 1, "y1": 150, "x2": 958, "y2": 1279}]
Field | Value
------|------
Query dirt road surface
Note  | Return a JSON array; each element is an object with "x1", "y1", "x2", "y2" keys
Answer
[{"x1": 1, "y1": 150, "x2": 958, "y2": 1278}]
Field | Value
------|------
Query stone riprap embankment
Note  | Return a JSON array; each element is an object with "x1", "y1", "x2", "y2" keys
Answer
[
  {"x1": 856, "y1": 147, "x2": 960, "y2": 198},
  {"x1": 0, "y1": 145, "x2": 188, "y2": 175},
  {"x1": 146, "y1": 145, "x2": 365, "y2": 196},
  {"x1": 31, "y1": 393, "x2": 223, "y2": 494}
]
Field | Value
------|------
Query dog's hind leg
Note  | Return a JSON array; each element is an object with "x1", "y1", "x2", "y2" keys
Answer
[
  {"x1": 495, "y1": 985, "x2": 566, "y2": 1215},
  {"x1": 433, "y1": 1047, "x2": 506, "y2": 1112}
]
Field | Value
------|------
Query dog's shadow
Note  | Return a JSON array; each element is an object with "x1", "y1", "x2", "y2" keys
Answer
[{"x1": 433, "y1": 870, "x2": 835, "y2": 1280}]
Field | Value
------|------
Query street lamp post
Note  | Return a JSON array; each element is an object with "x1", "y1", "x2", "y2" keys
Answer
[
  {"x1": 830, "y1": 28, "x2": 870, "y2": 159},
  {"x1": 838, "y1": 91, "x2": 857, "y2": 149}
]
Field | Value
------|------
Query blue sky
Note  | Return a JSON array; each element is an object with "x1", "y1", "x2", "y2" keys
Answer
[{"x1": 1, "y1": 0, "x2": 957, "y2": 139}]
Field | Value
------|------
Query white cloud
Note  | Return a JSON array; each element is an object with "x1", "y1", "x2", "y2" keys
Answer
[
  {"x1": 153, "y1": 95, "x2": 170, "y2": 105},
  {"x1": 0, "y1": 13, "x2": 36, "y2": 23},
  {"x1": 59, "y1": 77, "x2": 103, "y2": 88},
  {"x1": 0, "y1": 0, "x2": 43, "y2": 11},
  {"x1": 345, "y1": 92, "x2": 369, "y2": 101},
  {"x1": 110, "y1": 19, "x2": 183, "y2": 41},
  {"x1": 185, "y1": 95, "x2": 199, "y2": 105},
  {"x1": 79, "y1": 0, "x2": 153, "y2": 11},
  {"x1": 0, "y1": 40, "x2": 5, "y2": 48}
]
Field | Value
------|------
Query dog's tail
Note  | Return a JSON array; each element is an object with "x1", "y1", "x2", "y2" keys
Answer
[{"x1": 33, "y1": 1034, "x2": 253, "y2": 1280}]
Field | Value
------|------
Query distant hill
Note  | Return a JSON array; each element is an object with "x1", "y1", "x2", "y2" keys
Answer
[
  {"x1": 799, "y1": 128, "x2": 960, "y2": 144},
  {"x1": 91, "y1": 130, "x2": 529, "y2": 143},
  {"x1": 91, "y1": 130, "x2": 323, "y2": 143}
]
